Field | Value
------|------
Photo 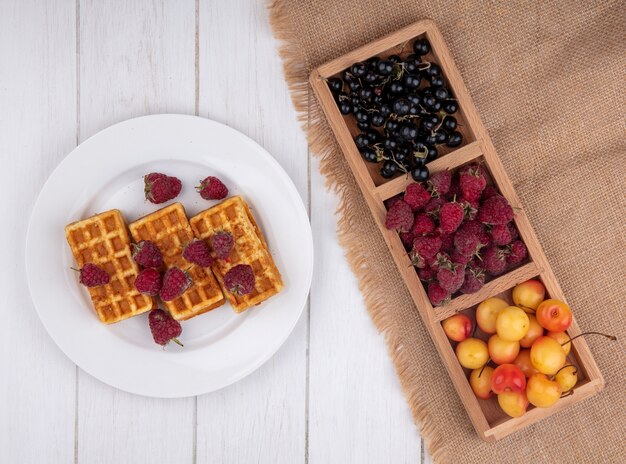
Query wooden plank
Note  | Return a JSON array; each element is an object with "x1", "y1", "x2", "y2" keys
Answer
[
  {"x1": 434, "y1": 262, "x2": 542, "y2": 321},
  {"x1": 375, "y1": 141, "x2": 483, "y2": 201},
  {"x1": 308, "y1": 157, "x2": 423, "y2": 463},
  {"x1": 76, "y1": 2, "x2": 196, "y2": 462},
  {"x1": 196, "y1": 1, "x2": 307, "y2": 463},
  {"x1": 0, "y1": 1, "x2": 77, "y2": 462},
  {"x1": 310, "y1": 18, "x2": 604, "y2": 442}
]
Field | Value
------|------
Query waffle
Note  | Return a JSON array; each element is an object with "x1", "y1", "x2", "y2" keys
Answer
[
  {"x1": 128, "y1": 203, "x2": 225, "y2": 320},
  {"x1": 65, "y1": 210, "x2": 156, "y2": 324},
  {"x1": 190, "y1": 196, "x2": 283, "y2": 313}
]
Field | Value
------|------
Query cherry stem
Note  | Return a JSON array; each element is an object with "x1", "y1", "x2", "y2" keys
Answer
[
  {"x1": 560, "y1": 390, "x2": 574, "y2": 399},
  {"x1": 478, "y1": 358, "x2": 491, "y2": 378},
  {"x1": 561, "y1": 332, "x2": 617, "y2": 347},
  {"x1": 171, "y1": 338, "x2": 184, "y2": 347},
  {"x1": 70, "y1": 267, "x2": 80, "y2": 272},
  {"x1": 554, "y1": 364, "x2": 577, "y2": 377}
]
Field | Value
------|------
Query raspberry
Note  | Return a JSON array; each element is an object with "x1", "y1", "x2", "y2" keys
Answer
[
  {"x1": 409, "y1": 235, "x2": 442, "y2": 268},
  {"x1": 460, "y1": 197, "x2": 479, "y2": 221},
  {"x1": 428, "y1": 252, "x2": 451, "y2": 271},
  {"x1": 132, "y1": 240, "x2": 163, "y2": 268},
  {"x1": 427, "y1": 170, "x2": 452, "y2": 197},
  {"x1": 481, "y1": 185, "x2": 499, "y2": 201},
  {"x1": 404, "y1": 183, "x2": 431, "y2": 211},
  {"x1": 459, "y1": 265, "x2": 485, "y2": 294},
  {"x1": 424, "y1": 197, "x2": 445, "y2": 217},
  {"x1": 454, "y1": 227, "x2": 482, "y2": 257},
  {"x1": 224, "y1": 264, "x2": 255, "y2": 295},
  {"x1": 385, "y1": 195, "x2": 403, "y2": 210},
  {"x1": 479, "y1": 195, "x2": 514, "y2": 225},
  {"x1": 490, "y1": 223, "x2": 513, "y2": 246},
  {"x1": 437, "y1": 262, "x2": 466, "y2": 293},
  {"x1": 481, "y1": 246, "x2": 508, "y2": 276},
  {"x1": 428, "y1": 281, "x2": 450, "y2": 306},
  {"x1": 182, "y1": 239, "x2": 213, "y2": 267},
  {"x1": 148, "y1": 309, "x2": 183, "y2": 346},
  {"x1": 507, "y1": 240, "x2": 528, "y2": 266},
  {"x1": 447, "y1": 176, "x2": 461, "y2": 199},
  {"x1": 439, "y1": 201, "x2": 464, "y2": 234},
  {"x1": 417, "y1": 266, "x2": 436, "y2": 282},
  {"x1": 75, "y1": 263, "x2": 109, "y2": 287},
  {"x1": 508, "y1": 222, "x2": 519, "y2": 241},
  {"x1": 461, "y1": 220, "x2": 490, "y2": 247},
  {"x1": 160, "y1": 267, "x2": 192, "y2": 301},
  {"x1": 450, "y1": 248, "x2": 471, "y2": 265},
  {"x1": 399, "y1": 231, "x2": 415, "y2": 250},
  {"x1": 411, "y1": 213, "x2": 435, "y2": 236},
  {"x1": 134, "y1": 268, "x2": 162, "y2": 296},
  {"x1": 210, "y1": 231, "x2": 235, "y2": 260},
  {"x1": 439, "y1": 232, "x2": 454, "y2": 252},
  {"x1": 144, "y1": 173, "x2": 182, "y2": 204},
  {"x1": 459, "y1": 164, "x2": 487, "y2": 202},
  {"x1": 385, "y1": 200, "x2": 414, "y2": 233},
  {"x1": 197, "y1": 176, "x2": 228, "y2": 200}
]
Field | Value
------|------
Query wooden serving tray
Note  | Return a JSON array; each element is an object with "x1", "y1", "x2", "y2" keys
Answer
[{"x1": 309, "y1": 19, "x2": 603, "y2": 441}]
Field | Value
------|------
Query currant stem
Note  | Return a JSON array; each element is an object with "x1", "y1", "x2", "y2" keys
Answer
[{"x1": 561, "y1": 332, "x2": 617, "y2": 347}]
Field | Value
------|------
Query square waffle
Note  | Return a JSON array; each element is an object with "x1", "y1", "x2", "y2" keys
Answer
[
  {"x1": 128, "y1": 203, "x2": 225, "y2": 320},
  {"x1": 65, "y1": 210, "x2": 156, "y2": 324},
  {"x1": 189, "y1": 195, "x2": 283, "y2": 313}
]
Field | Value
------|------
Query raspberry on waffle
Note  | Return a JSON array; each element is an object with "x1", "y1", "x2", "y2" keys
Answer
[
  {"x1": 128, "y1": 203, "x2": 225, "y2": 320},
  {"x1": 189, "y1": 196, "x2": 283, "y2": 313},
  {"x1": 65, "y1": 209, "x2": 156, "y2": 324}
]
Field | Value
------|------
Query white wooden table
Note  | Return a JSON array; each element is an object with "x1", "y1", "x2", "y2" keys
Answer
[{"x1": 0, "y1": 1, "x2": 428, "y2": 462}]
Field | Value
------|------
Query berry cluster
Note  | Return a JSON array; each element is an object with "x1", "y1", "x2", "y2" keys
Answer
[
  {"x1": 384, "y1": 163, "x2": 528, "y2": 305},
  {"x1": 328, "y1": 38, "x2": 463, "y2": 181}
]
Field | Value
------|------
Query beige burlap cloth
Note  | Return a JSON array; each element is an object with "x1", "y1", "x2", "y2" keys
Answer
[{"x1": 268, "y1": 1, "x2": 626, "y2": 462}]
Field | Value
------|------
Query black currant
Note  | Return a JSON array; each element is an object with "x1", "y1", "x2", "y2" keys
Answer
[
  {"x1": 425, "y1": 63, "x2": 441, "y2": 78},
  {"x1": 442, "y1": 116, "x2": 457, "y2": 132},
  {"x1": 430, "y1": 75, "x2": 445, "y2": 87},
  {"x1": 357, "y1": 121, "x2": 370, "y2": 131},
  {"x1": 379, "y1": 103, "x2": 392, "y2": 118},
  {"x1": 424, "y1": 133, "x2": 438, "y2": 146},
  {"x1": 413, "y1": 38, "x2": 431, "y2": 56},
  {"x1": 371, "y1": 112, "x2": 385, "y2": 127},
  {"x1": 355, "y1": 110, "x2": 370, "y2": 124},
  {"x1": 399, "y1": 123, "x2": 418, "y2": 141},
  {"x1": 426, "y1": 146, "x2": 438, "y2": 162},
  {"x1": 446, "y1": 131, "x2": 463, "y2": 147},
  {"x1": 434, "y1": 87, "x2": 449, "y2": 100},
  {"x1": 339, "y1": 100, "x2": 352, "y2": 115},
  {"x1": 348, "y1": 79, "x2": 361, "y2": 92},
  {"x1": 350, "y1": 62, "x2": 367, "y2": 77},
  {"x1": 434, "y1": 131, "x2": 447, "y2": 144},
  {"x1": 382, "y1": 138, "x2": 398, "y2": 150},
  {"x1": 358, "y1": 87, "x2": 373, "y2": 101},
  {"x1": 385, "y1": 119, "x2": 399, "y2": 132},
  {"x1": 365, "y1": 129, "x2": 381, "y2": 143},
  {"x1": 403, "y1": 74, "x2": 421, "y2": 89},
  {"x1": 328, "y1": 77, "x2": 343, "y2": 93},
  {"x1": 442, "y1": 100, "x2": 458, "y2": 114},
  {"x1": 361, "y1": 147, "x2": 378, "y2": 163},
  {"x1": 355, "y1": 133, "x2": 370, "y2": 150},
  {"x1": 388, "y1": 54, "x2": 401, "y2": 63},
  {"x1": 392, "y1": 98, "x2": 410, "y2": 116},
  {"x1": 411, "y1": 165, "x2": 430, "y2": 181},
  {"x1": 389, "y1": 81, "x2": 405, "y2": 95},
  {"x1": 380, "y1": 168, "x2": 395, "y2": 179},
  {"x1": 376, "y1": 60, "x2": 394, "y2": 76},
  {"x1": 364, "y1": 71, "x2": 378, "y2": 84},
  {"x1": 407, "y1": 94, "x2": 421, "y2": 105}
]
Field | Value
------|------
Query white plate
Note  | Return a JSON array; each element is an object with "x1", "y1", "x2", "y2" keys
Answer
[{"x1": 26, "y1": 114, "x2": 313, "y2": 398}]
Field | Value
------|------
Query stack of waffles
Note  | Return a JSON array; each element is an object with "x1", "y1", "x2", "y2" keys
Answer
[{"x1": 65, "y1": 196, "x2": 283, "y2": 323}]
